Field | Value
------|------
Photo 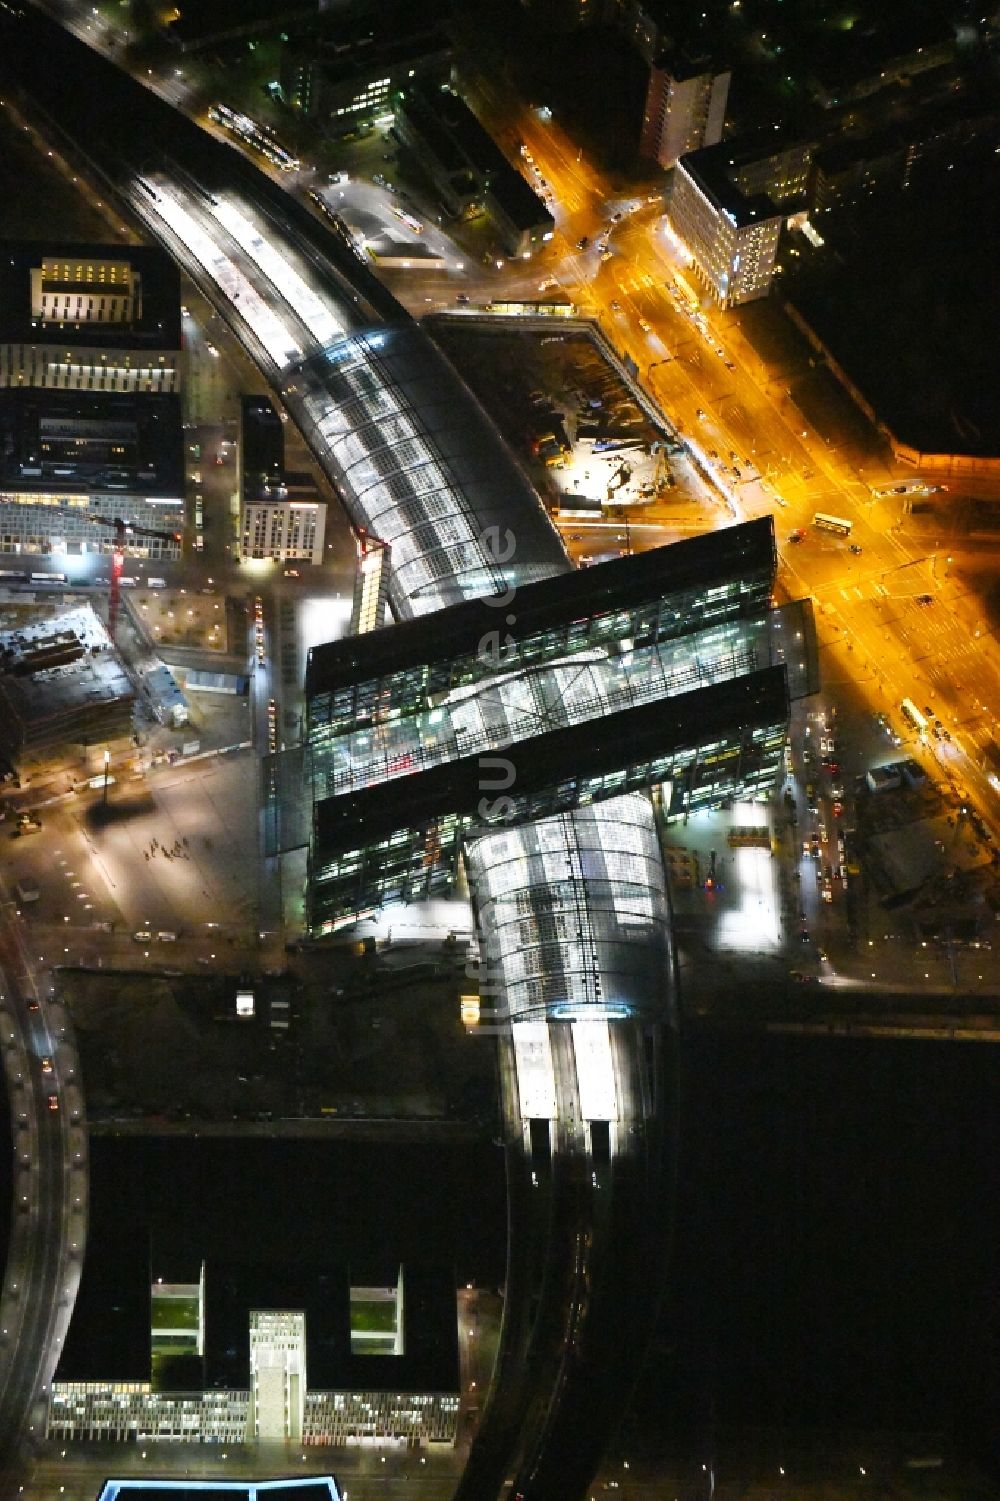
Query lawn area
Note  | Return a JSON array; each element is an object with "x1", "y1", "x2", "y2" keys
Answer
[
  {"x1": 152, "y1": 1295, "x2": 199, "y2": 1331},
  {"x1": 350, "y1": 1299, "x2": 398, "y2": 1335}
]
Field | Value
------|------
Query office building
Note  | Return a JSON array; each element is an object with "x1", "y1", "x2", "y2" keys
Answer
[
  {"x1": 0, "y1": 241, "x2": 182, "y2": 394},
  {"x1": 239, "y1": 395, "x2": 326, "y2": 563},
  {"x1": 241, "y1": 497, "x2": 325, "y2": 563},
  {"x1": 807, "y1": 24, "x2": 955, "y2": 110},
  {"x1": 810, "y1": 97, "x2": 1000, "y2": 217},
  {"x1": 669, "y1": 143, "x2": 784, "y2": 307},
  {"x1": 309, "y1": 668, "x2": 790, "y2": 929},
  {"x1": 730, "y1": 140, "x2": 814, "y2": 208},
  {"x1": 302, "y1": 521, "x2": 813, "y2": 932},
  {"x1": 281, "y1": 11, "x2": 451, "y2": 131},
  {"x1": 0, "y1": 388, "x2": 184, "y2": 561},
  {"x1": 394, "y1": 84, "x2": 554, "y2": 256},
  {"x1": 249, "y1": 1311, "x2": 306, "y2": 1441},
  {"x1": 640, "y1": 52, "x2": 730, "y2": 168},
  {"x1": 47, "y1": 1240, "x2": 460, "y2": 1447}
]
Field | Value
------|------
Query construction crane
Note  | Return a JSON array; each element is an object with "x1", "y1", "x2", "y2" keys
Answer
[
  {"x1": 7, "y1": 502, "x2": 180, "y2": 638},
  {"x1": 84, "y1": 515, "x2": 182, "y2": 641}
]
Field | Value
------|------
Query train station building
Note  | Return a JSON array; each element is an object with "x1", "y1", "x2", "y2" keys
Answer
[{"x1": 301, "y1": 519, "x2": 816, "y2": 934}]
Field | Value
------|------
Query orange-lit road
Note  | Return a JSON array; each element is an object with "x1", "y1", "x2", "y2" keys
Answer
[{"x1": 462, "y1": 82, "x2": 1000, "y2": 831}]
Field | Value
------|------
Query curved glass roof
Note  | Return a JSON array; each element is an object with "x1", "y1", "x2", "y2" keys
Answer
[
  {"x1": 465, "y1": 794, "x2": 673, "y2": 1025},
  {"x1": 287, "y1": 325, "x2": 568, "y2": 618}
]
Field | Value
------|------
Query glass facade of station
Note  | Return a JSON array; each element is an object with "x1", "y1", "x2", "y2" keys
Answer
[
  {"x1": 308, "y1": 666, "x2": 790, "y2": 933},
  {"x1": 307, "y1": 605, "x2": 810, "y2": 805},
  {"x1": 306, "y1": 516, "x2": 777, "y2": 734}
]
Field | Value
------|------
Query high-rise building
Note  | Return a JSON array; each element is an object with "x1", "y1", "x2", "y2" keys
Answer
[
  {"x1": 669, "y1": 144, "x2": 784, "y2": 307},
  {"x1": 640, "y1": 53, "x2": 730, "y2": 169}
]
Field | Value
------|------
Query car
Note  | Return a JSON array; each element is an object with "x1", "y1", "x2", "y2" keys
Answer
[
  {"x1": 923, "y1": 705, "x2": 935, "y2": 718},
  {"x1": 576, "y1": 236, "x2": 589, "y2": 250},
  {"x1": 695, "y1": 408, "x2": 706, "y2": 419},
  {"x1": 638, "y1": 317, "x2": 651, "y2": 332},
  {"x1": 283, "y1": 568, "x2": 300, "y2": 578},
  {"x1": 788, "y1": 529, "x2": 805, "y2": 543},
  {"x1": 832, "y1": 801, "x2": 844, "y2": 818},
  {"x1": 47, "y1": 1094, "x2": 59, "y2": 1112},
  {"x1": 568, "y1": 533, "x2": 583, "y2": 541},
  {"x1": 27, "y1": 1000, "x2": 39, "y2": 1012},
  {"x1": 849, "y1": 544, "x2": 863, "y2": 555},
  {"x1": 916, "y1": 594, "x2": 933, "y2": 605},
  {"x1": 822, "y1": 884, "x2": 833, "y2": 903},
  {"x1": 40, "y1": 1056, "x2": 53, "y2": 1074},
  {"x1": 610, "y1": 299, "x2": 621, "y2": 311},
  {"x1": 600, "y1": 250, "x2": 612, "y2": 262},
  {"x1": 455, "y1": 292, "x2": 470, "y2": 305},
  {"x1": 789, "y1": 970, "x2": 818, "y2": 984}
]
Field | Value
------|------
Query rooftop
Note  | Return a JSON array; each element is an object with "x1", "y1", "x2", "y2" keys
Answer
[
  {"x1": 313, "y1": 665, "x2": 790, "y2": 851},
  {"x1": 807, "y1": 14, "x2": 955, "y2": 94},
  {"x1": 0, "y1": 604, "x2": 133, "y2": 734},
  {"x1": 677, "y1": 141, "x2": 782, "y2": 229},
  {"x1": 0, "y1": 388, "x2": 184, "y2": 500},
  {"x1": 306, "y1": 517, "x2": 775, "y2": 697},
  {"x1": 240, "y1": 394, "x2": 285, "y2": 502},
  {"x1": 305, "y1": 15, "x2": 451, "y2": 87},
  {"x1": 0, "y1": 239, "x2": 181, "y2": 350},
  {"x1": 167, "y1": 0, "x2": 316, "y2": 51},
  {"x1": 98, "y1": 1482, "x2": 343, "y2": 1501}
]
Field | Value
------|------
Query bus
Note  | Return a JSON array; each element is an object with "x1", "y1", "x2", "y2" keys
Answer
[
  {"x1": 813, "y1": 512, "x2": 853, "y2": 536},
  {"x1": 900, "y1": 698, "x2": 928, "y2": 735}
]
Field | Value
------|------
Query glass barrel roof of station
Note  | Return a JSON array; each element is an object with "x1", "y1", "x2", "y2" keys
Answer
[
  {"x1": 288, "y1": 325, "x2": 568, "y2": 618},
  {"x1": 465, "y1": 795, "x2": 674, "y2": 1024}
]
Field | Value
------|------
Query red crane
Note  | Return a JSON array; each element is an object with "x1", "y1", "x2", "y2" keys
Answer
[{"x1": 73, "y1": 513, "x2": 181, "y2": 640}]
